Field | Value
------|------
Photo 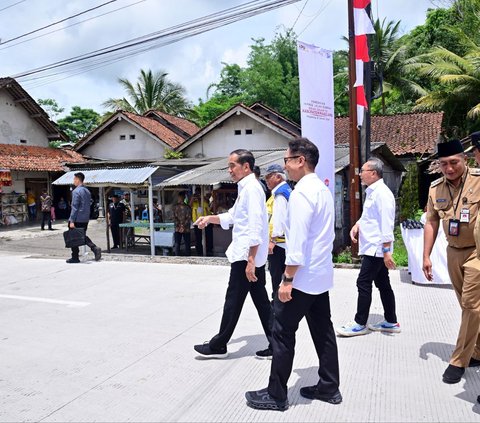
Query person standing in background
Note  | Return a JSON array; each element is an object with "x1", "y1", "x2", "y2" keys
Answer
[
  {"x1": 255, "y1": 163, "x2": 292, "y2": 360},
  {"x1": 40, "y1": 189, "x2": 53, "y2": 231},
  {"x1": 190, "y1": 187, "x2": 214, "y2": 256},
  {"x1": 173, "y1": 191, "x2": 192, "y2": 256},
  {"x1": 108, "y1": 195, "x2": 126, "y2": 249},
  {"x1": 27, "y1": 190, "x2": 36, "y2": 221}
]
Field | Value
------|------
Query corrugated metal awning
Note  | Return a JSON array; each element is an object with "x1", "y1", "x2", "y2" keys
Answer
[{"x1": 52, "y1": 166, "x2": 159, "y2": 187}]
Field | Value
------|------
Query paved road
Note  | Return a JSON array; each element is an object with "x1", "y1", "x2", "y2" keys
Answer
[{"x1": 1, "y1": 253, "x2": 480, "y2": 422}]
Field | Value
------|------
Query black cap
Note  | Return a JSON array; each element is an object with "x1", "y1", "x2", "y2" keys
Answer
[
  {"x1": 471, "y1": 131, "x2": 480, "y2": 150},
  {"x1": 437, "y1": 139, "x2": 464, "y2": 158}
]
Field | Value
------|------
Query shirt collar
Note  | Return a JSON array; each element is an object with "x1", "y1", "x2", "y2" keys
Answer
[
  {"x1": 296, "y1": 172, "x2": 317, "y2": 188},
  {"x1": 237, "y1": 172, "x2": 256, "y2": 192},
  {"x1": 271, "y1": 180, "x2": 287, "y2": 195},
  {"x1": 366, "y1": 178, "x2": 383, "y2": 194}
]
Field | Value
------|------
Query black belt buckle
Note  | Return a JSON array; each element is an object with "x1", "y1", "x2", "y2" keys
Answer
[{"x1": 448, "y1": 219, "x2": 460, "y2": 237}]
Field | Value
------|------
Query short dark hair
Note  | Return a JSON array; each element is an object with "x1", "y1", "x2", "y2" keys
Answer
[
  {"x1": 288, "y1": 137, "x2": 319, "y2": 168},
  {"x1": 253, "y1": 166, "x2": 261, "y2": 178},
  {"x1": 230, "y1": 149, "x2": 255, "y2": 171},
  {"x1": 74, "y1": 172, "x2": 85, "y2": 182}
]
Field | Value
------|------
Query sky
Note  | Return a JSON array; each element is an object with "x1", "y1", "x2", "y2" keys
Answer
[{"x1": 0, "y1": 0, "x2": 439, "y2": 117}]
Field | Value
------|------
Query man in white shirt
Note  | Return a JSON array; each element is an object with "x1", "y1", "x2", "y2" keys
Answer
[
  {"x1": 246, "y1": 138, "x2": 341, "y2": 411},
  {"x1": 255, "y1": 163, "x2": 292, "y2": 360},
  {"x1": 193, "y1": 149, "x2": 272, "y2": 358},
  {"x1": 336, "y1": 157, "x2": 400, "y2": 337}
]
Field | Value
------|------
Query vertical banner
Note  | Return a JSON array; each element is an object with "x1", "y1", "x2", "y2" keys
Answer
[{"x1": 297, "y1": 41, "x2": 335, "y2": 198}]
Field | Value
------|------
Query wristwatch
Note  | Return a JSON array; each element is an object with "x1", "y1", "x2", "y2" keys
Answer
[
  {"x1": 282, "y1": 274, "x2": 294, "y2": 283},
  {"x1": 382, "y1": 247, "x2": 391, "y2": 253}
]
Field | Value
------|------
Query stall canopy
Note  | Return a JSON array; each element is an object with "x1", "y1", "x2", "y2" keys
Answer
[
  {"x1": 52, "y1": 166, "x2": 159, "y2": 257},
  {"x1": 52, "y1": 166, "x2": 159, "y2": 188}
]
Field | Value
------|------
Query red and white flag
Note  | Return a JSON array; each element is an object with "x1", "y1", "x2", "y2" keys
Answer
[{"x1": 353, "y1": 0, "x2": 375, "y2": 127}]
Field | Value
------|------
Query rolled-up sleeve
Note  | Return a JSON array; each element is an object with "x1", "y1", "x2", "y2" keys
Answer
[
  {"x1": 426, "y1": 192, "x2": 439, "y2": 222},
  {"x1": 380, "y1": 191, "x2": 395, "y2": 244},
  {"x1": 286, "y1": 191, "x2": 313, "y2": 266},
  {"x1": 247, "y1": 188, "x2": 264, "y2": 247},
  {"x1": 219, "y1": 208, "x2": 234, "y2": 230}
]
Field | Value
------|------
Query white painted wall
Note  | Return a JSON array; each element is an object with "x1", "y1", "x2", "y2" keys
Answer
[
  {"x1": 0, "y1": 91, "x2": 50, "y2": 147},
  {"x1": 81, "y1": 120, "x2": 167, "y2": 160},
  {"x1": 183, "y1": 114, "x2": 291, "y2": 158},
  {"x1": 1, "y1": 171, "x2": 48, "y2": 194}
]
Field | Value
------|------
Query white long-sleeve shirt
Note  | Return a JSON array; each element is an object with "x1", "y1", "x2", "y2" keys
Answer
[
  {"x1": 358, "y1": 178, "x2": 395, "y2": 256},
  {"x1": 271, "y1": 181, "x2": 289, "y2": 249},
  {"x1": 219, "y1": 173, "x2": 269, "y2": 267},
  {"x1": 285, "y1": 173, "x2": 335, "y2": 295}
]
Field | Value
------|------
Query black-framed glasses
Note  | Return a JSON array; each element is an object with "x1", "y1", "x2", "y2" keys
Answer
[
  {"x1": 283, "y1": 156, "x2": 301, "y2": 164},
  {"x1": 359, "y1": 168, "x2": 375, "y2": 174}
]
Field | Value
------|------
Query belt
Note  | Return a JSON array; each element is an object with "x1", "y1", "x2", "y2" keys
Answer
[{"x1": 273, "y1": 236, "x2": 286, "y2": 243}]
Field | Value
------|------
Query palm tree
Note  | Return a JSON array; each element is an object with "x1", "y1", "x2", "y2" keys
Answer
[
  {"x1": 103, "y1": 69, "x2": 193, "y2": 117},
  {"x1": 407, "y1": 45, "x2": 480, "y2": 119}
]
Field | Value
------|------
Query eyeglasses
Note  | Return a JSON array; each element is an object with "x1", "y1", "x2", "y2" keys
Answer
[
  {"x1": 359, "y1": 168, "x2": 375, "y2": 174},
  {"x1": 283, "y1": 156, "x2": 302, "y2": 164}
]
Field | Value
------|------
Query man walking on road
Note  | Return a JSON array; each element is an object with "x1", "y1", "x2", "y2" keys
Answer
[
  {"x1": 255, "y1": 163, "x2": 291, "y2": 360},
  {"x1": 67, "y1": 172, "x2": 101, "y2": 264},
  {"x1": 193, "y1": 149, "x2": 272, "y2": 359},
  {"x1": 336, "y1": 157, "x2": 400, "y2": 337},
  {"x1": 246, "y1": 138, "x2": 341, "y2": 411},
  {"x1": 423, "y1": 139, "x2": 480, "y2": 384}
]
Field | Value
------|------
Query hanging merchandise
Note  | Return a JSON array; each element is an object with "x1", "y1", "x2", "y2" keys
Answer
[{"x1": 0, "y1": 169, "x2": 12, "y2": 187}]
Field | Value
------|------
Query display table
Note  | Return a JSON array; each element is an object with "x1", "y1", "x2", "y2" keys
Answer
[
  {"x1": 119, "y1": 222, "x2": 174, "y2": 251},
  {"x1": 400, "y1": 226, "x2": 451, "y2": 285}
]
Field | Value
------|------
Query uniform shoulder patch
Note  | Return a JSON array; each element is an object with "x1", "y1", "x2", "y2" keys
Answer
[
  {"x1": 470, "y1": 167, "x2": 480, "y2": 176},
  {"x1": 430, "y1": 177, "x2": 444, "y2": 187}
]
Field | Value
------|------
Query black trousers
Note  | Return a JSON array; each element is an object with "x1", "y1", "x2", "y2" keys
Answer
[
  {"x1": 209, "y1": 261, "x2": 272, "y2": 350},
  {"x1": 267, "y1": 245, "x2": 286, "y2": 343},
  {"x1": 194, "y1": 225, "x2": 214, "y2": 256},
  {"x1": 268, "y1": 289, "x2": 340, "y2": 402},
  {"x1": 70, "y1": 221, "x2": 97, "y2": 260},
  {"x1": 354, "y1": 255, "x2": 398, "y2": 326},
  {"x1": 110, "y1": 223, "x2": 120, "y2": 247},
  {"x1": 174, "y1": 232, "x2": 191, "y2": 256},
  {"x1": 41, "y1": 211, "x2": 52, "y2": 230}
]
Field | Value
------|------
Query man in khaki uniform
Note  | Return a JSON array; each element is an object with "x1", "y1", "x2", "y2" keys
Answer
[{"x1": 423, "y1": 139, "x2": 480, "y2": 384}]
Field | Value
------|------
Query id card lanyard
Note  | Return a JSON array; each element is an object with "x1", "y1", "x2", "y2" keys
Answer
[{"x1": 447, "y1": 174, "x2": 467, "y2": 236}]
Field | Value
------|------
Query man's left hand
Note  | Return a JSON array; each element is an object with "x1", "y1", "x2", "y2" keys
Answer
[
  {"x1": 278, "y1": 282, "x2": 293, "y2": 303},
  {"x1": 245, "y1": 260, "x2": 258, "y2": 282},
  {"x1": 69, "y1": 221, "x2": 75, "y2": 229},
  {"x1": 384, "y1": 252, "x2": 396, "y2": 270},
  {"x1": 268, "y1": 241, "x2": 275, "y2": 255}
]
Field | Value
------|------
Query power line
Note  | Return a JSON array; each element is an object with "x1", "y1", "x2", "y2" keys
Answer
[
  {"x1": 297, "y1": 0, "x2": 331, "y2": 36},
  {"x1": 0, "y1": 0, "x2": 118, "y2": 46},
  {"x1": 0, "y1": 0, "x2": 146, "y2": 51},
  {"x1": 0, "y1": 0, "x2": 26, "y2": 14},
  {"x1": 12, "y1": 0, "x2": 301, "y2": 87},
  {"x1": 291, "y1": 0, "x2": 309, "y2": 30}
]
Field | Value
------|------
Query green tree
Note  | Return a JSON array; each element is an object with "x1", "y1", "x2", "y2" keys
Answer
[
  {"x1": 57, "y1": 106, "x2": 101, "y2": 143},
  {"x1": 103, "y1": 69, "x2": 193, "y2": 117},
  {"x1": 37, "y1": 98, "x2": 64, "y2": 120}
]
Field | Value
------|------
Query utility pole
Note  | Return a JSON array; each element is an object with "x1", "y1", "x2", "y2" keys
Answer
[{"x1": 347, "y1": 0, "x2": 362, "y2": 258}]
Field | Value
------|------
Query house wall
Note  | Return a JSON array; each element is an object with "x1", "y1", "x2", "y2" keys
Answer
[
  {"x1": 0, "y1": 91, "x2": 50, "y2": 147},
  {"x1": 0, "y1": 170, "x2": 49, "y2": 194},
  {"x1": 81, "y1": 120, "x2": 167, "y2": 160},
  {"x1": 183, "y1": 114, "x2": 291, "y2": 158}
]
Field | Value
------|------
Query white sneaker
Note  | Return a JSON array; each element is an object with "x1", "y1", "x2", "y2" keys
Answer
[
  {"x1": 336, "y1": 321, "x2": 369, "y2": 337},
  {"x1": 368, "y1": 320, "x2": 401, "y2": 333}
]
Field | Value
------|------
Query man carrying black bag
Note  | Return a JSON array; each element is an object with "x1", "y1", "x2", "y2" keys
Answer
[{"x1": 67, "y1": 172, "x2": 101, "y2": 264}]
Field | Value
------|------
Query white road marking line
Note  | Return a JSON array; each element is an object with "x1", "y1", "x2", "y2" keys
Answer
[{"x1": 0, "y1": 294, "x2": 90, "y2": 308}]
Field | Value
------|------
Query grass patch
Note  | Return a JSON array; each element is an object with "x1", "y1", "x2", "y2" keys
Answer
[{"x1": 393, "y1": 226, "x2": 408, "y2": 267}]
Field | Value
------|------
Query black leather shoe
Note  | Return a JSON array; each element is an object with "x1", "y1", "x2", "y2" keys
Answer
[
  {"x1": 442, "y1": 364, "x2": 465, "y2": 384},
  {"x1": 255, "y1": 348, "x2": 273, "y2": 360},
  {"x1": 194, "y1": 342, "x2": 228, "y2": 359},
  {"x1": 93, "y1": 247, "x2": 102, "y2": 261},
  {"x1": 300, "y1": 386, "x2": 343, "y2": 404},
  {"x1": 245, "y1": 388, "x2": 288, "y2": 411},
  {"x1": 469, "y1": 358, "x2": 480, "y2": 367},
  {"x1": 66, "y1": 258, "x2": 80, "y2": 264}
]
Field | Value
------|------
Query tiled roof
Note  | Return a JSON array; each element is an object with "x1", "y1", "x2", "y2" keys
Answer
[
  {"x1": 146, "y1": 110, "x2": 199, "y2": 136},
  {"x1": 0, "y1": 144, "x2": 85, "y2": 172},
  {"x1": 123, "y1": 112, "x2": 187, "y2": 149},
  {"x1": 334, "y1": 112, "x2": 444, "y2": 156}
]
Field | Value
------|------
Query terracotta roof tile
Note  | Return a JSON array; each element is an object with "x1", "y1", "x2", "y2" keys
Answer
[
  {"x1": 147, "y1": 111, "x2": 199, "y2": 136},
  {"x1": 0, "y1": 144, "x2": 85, "y2": 172},
  {"x1": 334, "y1": 112, "x2": 444, "y2": 156},
  {"x1": 123, "y1": 112, "x2": 187, "y2": 149}
]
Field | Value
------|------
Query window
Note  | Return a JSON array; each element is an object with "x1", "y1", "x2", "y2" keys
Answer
[
  {"x1": 245, "y1": 129, "x2": 253, "y2": 135},
  {"x1": 20, "y1": 139, "x2": 27, "y2": 144},
  {"x1": 129, "y1": 134, "x2": 136, "y2": 140},
  {"x1": 234, "y1": 129, "x2": 241, "y2": 135},
  {"x1": 119, "y1": 135, "x2": 126, "y2": 140}
]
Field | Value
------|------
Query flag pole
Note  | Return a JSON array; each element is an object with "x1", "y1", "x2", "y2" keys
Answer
[{"x1": 348, "y1": 0, "x2": 362, "y2": 259}]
